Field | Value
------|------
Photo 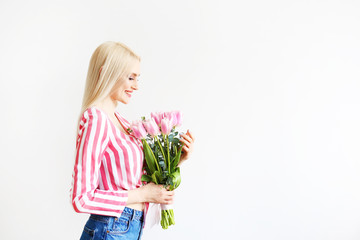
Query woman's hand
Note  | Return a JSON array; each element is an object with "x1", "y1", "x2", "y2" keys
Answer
[
  {"x1": 178, "y1": 130, "x2": 195, "y2": 167},
  {"x1": 140, "y1": 182, "x2": 175, "y2": 205}
]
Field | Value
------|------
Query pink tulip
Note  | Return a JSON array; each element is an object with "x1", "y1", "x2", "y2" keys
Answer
[
  {"x1": 130, "y1": 120, "x2": 147, "y2": 139},
  {"x1": 172, "y1": 111, "x2": 183, "y2": 127},
  {"x1": 143, "y1": 118, "x2": 160, "y2": 137},
  {"x1": 162, "y1": 112, "x2": 172, "y2": 120},
  {"x1": 160, "y1": 118, "x2": 172, "y2": 135},
  {"x1": 162, "y1": 111, "x2": 176, "y2": 129},
  {"x1": 151, "y1": 112, "x2": 163, "y2": 126}
]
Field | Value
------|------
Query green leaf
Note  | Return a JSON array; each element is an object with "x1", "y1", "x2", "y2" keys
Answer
[
  {"x1": 172, "y1": 138, "x2": 180, "y2": 145},
  {"x1": 166, "y1": 176, "x2": 173, "y2": 186},
  {"x1": 169, "y1": 167, "x2": 181, "y2": 190},
  {"x1": 151, "y1": 171, "x2": 163, "y2": 184},
  {"x1": 171, "y1": 145, "x2": 183, "y2": 172},
  {"x1": 151, "y1": 172, "x2": 159, "y2": 184},
  {"x1": 142, "y1": 139, "x2": 157, "y2": 174},
  {"x1": 141, "y1": 174, "x2": 152, "y2": 182},
  {"x1": 168, "y1": 134, "x2": 174, "y2": 142},
  {"x1": 158, "y1": 159, "x2": 166, "y2": 170}
]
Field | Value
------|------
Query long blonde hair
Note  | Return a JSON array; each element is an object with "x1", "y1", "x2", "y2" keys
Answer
[{"x1": 76, "y1": 41, "x2": 141, "y2": 134}]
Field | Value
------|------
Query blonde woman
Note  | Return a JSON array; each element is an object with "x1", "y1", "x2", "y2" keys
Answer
[{"x1": 69, "y1": 41, "x2": 195, "y2": 240}]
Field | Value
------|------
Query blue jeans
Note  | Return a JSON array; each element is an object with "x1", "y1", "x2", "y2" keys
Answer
[{"x1": 80, "y1": 207, "x2": 144, "y2": 240}]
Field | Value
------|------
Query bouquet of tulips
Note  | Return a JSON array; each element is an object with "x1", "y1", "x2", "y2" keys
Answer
[{"x1": 128, "y1": 111, "x2": 184, "y2": 229}]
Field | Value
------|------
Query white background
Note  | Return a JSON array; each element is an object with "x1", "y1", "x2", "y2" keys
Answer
[{"x1": 0, "y1": 0, "x2": 360, "y2": 239}]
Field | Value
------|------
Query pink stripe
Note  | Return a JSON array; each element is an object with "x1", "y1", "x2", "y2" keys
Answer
[
  {"x1": 100, "y1": 151, "x2": 111, "y2": 190},
  {"x1": 82, "y1": 203, "x2": 126, "y2": 212},
  {"x1": 72, "y1": 116, "x2": 85, "y2": 202},
  {"x1": 96, "y1": 190, "x2": 128, "y2": 197},
  {"x1": 106, "y1": 143, "x2": 120, "y2": 191},
  {"x1": 88, "y1": 192, "x2": 127, "y2": 205},
  {"x1": 80, "y1": 112, "x2": 93, "y2": 193},
  {"x1": 90, "y1": 111, "x2": 102, "y2": 191},
  {"x1": 79, "y1": 198, "x2": 126, "y2": 212}
]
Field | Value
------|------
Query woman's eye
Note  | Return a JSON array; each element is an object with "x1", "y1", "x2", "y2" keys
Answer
[{"x1": 129, "y1": 77, "x2": 134, "y2": 80}]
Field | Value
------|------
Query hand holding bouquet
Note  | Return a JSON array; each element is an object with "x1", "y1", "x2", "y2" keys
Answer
[{"x1": 128, "y1": 111, "x2": 184, "y2": 229}]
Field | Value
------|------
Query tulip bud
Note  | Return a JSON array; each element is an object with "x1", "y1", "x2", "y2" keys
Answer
[
  {"x1": 143, "y1": 118, "x2": 160, "y2": 137},
  {"x1": 130, "y1": 120, "x2": 147, "y2": 139},
  {"x1": 163, "y1": 111, "x2": 177, "y2": 129},
  {"x1": 173, "y1": 111, "x2": 183, "y2": 127},
  {"x1": 151, "y1": 112, "x2": 163, "y2": 126},
  {"x1": 160, "y1": 118, "x2": 172, "y2": 135}
]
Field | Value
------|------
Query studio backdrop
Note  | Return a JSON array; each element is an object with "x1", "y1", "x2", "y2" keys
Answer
[{"x1": 0, "y1": 0, "x2": 360, "y2": 239}]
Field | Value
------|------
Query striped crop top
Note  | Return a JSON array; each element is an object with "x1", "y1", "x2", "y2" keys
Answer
[{"x1": 69, "y1": 106, "x2": 149, "y2": 220}]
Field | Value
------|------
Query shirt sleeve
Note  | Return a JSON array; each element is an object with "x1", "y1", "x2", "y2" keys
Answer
[{"x1": 70, "y1": 108, "x2": 129, "y2": 217}]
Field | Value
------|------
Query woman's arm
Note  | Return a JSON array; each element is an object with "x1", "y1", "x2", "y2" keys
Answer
[{"x1": 127, "y1": 183, "x2": 175, "y2": 205}]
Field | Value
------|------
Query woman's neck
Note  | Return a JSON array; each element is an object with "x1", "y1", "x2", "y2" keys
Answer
[{"x1": 93, "y1": 96, "x2": 118, "y2": 116}]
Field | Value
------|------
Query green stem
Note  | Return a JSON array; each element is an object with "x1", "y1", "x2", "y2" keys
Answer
[{"x1": 166, "y1": 135, "x2": 170, "y2": 173}]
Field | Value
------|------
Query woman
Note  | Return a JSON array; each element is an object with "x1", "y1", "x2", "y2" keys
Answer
[{"x1": 69, "y1": 41, "x2": 195, "y2": 240}]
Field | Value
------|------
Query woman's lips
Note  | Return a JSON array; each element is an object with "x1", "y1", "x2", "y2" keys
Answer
[{"x1": 125, "y1": 90, "x2": 132, "y2": 97}]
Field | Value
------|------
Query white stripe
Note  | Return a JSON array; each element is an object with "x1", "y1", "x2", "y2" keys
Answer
[
  {"x1": 102, "y1": 147, "x2": 115, "y2": 191},
  {"x1": 98, "y1": 170, "x2": 105, "y2": 190},
  {"x1": 92, "y1": 191, "x2": 128, "y2": 202}
]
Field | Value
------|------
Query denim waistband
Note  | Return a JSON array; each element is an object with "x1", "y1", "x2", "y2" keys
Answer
[{"x1": 90, "y1": 207, "x2": 144, "y2": 223}]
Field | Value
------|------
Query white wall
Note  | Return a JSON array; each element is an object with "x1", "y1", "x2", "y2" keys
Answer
[{"x1": 1, "y1": 0, "x2": 360, "y2": 239}]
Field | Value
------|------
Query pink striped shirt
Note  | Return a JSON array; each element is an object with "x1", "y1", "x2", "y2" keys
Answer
[{"x1": 69, "y1": 106, "x2": 149, "y2": 222}]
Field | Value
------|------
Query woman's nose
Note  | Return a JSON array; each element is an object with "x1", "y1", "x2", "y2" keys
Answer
[{"x1": 132, "y1": 80, "x2": 139, "y2": 90}]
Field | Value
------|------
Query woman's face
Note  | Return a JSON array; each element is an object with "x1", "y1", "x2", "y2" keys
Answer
[{"x1": 111, "y1": 60, "x2": 140, "y2": 104}]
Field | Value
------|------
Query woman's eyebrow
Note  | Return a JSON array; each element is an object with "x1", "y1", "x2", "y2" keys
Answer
[{"x1": 131, "y1": 73, "x2": 140, "y2": 77}]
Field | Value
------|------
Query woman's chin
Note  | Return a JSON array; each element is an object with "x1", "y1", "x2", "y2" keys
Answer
[{"x1": 119, "y1": 99, "x2": 130, "y2": 105}]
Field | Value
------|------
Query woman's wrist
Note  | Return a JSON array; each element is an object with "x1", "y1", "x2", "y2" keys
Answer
[{"x1": 127, "y1": 187, "x2": 147, "y2": 204}]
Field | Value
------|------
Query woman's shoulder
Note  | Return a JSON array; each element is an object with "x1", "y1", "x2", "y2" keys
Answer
[
  {"x1": 76, "y1": 107, "x2": 110, "y2": 144},
  {"x1": 80, "y1": 106, "x2": 109, "y2": 125}
]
